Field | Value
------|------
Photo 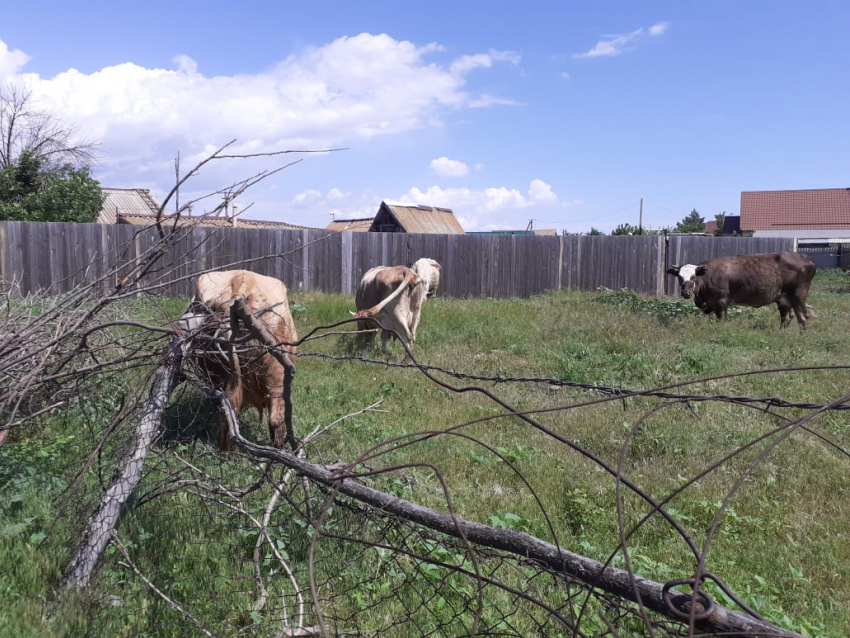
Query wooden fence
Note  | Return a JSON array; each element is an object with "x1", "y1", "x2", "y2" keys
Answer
[{"x1": 0, "y1": 221, "x2": 796, "y2": 299}]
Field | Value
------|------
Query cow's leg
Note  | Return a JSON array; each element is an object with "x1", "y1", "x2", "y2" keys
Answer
[
  {"x1": 790, "y1": 297, "x2": 808, "y2": 330},
  {"x1": 777, "y1": 298, "x2": 793, "y2": 329},
  {"x1": 357, "y1": 319, "x2": 376, "y2": 346},
  {"x1": 269, "y1": 394, "x2": 288, "y2": 449},
  {"x1": 218, "y1": 346, "x2": 243, "y2": 451},
  {"x1": 219, "y1": 393, "x2": 241, "y2": 451}
]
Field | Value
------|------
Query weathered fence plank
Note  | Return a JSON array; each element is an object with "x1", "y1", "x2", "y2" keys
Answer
[{"x1": 0, "y1": 221, "x2": 803, "y2": 299}]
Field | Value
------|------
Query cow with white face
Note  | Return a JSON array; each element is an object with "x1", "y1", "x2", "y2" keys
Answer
[
  {"x1": 411, "y1": 258, "x2": 442, "y2": 299},
  {"x1": 667, "y1": 264, "x2": 701, "y2": 301},
  {"x1": 667, "y1": 252, "x2": 816, "y2": 329}
]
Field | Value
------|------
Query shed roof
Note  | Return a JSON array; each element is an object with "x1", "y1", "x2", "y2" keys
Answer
[
  {"x1": 326, "y1": 218, "x2": 373, "y2": 232},
  {"x1": 117, "y1": 213, "x2": 312, "y2": 231},
  {"x1": 98, "y1": 188, "x2": 161, "y2": 224},
  {"x1": 378, "y1": 201, "x2": 465, "y2": 234},
  {"x1": 741, "y1": 188, "x2": 850, "y2": 231}
]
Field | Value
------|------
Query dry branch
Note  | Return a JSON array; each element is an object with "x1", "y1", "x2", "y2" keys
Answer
[
  {"x1": 61, "y1": 355, "x2": 180, "y2": 590},
  {"x1": 211, "y1": 385, "x2": 802, "y2": 638}
]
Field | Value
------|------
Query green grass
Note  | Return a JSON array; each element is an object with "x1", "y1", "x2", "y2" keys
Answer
[{"x1": 2, "y1": 271, "x2": 850, "y2": 636}]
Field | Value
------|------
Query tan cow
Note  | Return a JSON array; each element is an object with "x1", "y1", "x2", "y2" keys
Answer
[
  {"x1": 178, "y1": 270, "x2": 298, "y2": 450},
  {"x1": 354, "y1": 266, "x2": 423, "y2": 354},
  {"x1": 353, "y1": 258, "x2": 442, "y2": 355}
]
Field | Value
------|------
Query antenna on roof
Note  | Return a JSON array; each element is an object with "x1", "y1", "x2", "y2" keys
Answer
[{"x1": 526, "y1": 219, "x2": 534, "y2": 232}]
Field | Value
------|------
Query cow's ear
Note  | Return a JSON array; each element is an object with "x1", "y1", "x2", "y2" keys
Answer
[
  {"x1": 695, "y1": 265, "x2": 708, "y2": 276},
  {"x1": 667, "y1": 266, "x2": 680, "y2": 276}
]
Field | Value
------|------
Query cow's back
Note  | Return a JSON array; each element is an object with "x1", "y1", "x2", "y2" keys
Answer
[
  {"x1": 196, "y1": 270, "x2": 294, "y2": 337},
  {"x1": 355, "y1": 266, "x2": 411, "y2": 311}
]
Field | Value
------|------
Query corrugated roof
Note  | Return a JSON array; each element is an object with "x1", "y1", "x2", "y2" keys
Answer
[
  {"x1": 380, "y1": 201, "x2": 465, "y2": 234},
  {"x1": 326, "y1": 218, "x2": 373, "y2": 232},
  {"x1": 741, "y1": 188, "x2": 850, "y2": 231},
  {"x1": 117, "y1": 213, "x2": 313, "y2": 230},
  {"x1": 98, "y1": 188, "x2": 162, "y2": 224}
]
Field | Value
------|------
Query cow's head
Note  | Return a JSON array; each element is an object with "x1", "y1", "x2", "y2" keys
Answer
[
  {"x1": 667, "y1": 264, "x2": 706, "y2": 299},
  {"x1": 411, "y1": 258, "x2": 442, "y2": 298}
]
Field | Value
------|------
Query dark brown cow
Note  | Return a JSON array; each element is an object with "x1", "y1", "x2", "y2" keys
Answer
[
  {"x1": 178, "y1": 270, "x2": 298, "y2": 450},
  {"x1": 667, "y1": 252, "x2": 816, "y2": 329}
]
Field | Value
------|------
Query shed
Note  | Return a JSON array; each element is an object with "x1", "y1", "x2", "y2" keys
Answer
[
  {"x1": 368, "y1": 200, "x2": 465, "y2": 234},
  {"x1": 97, "y1": 188, "x2": 161, "y2": 224}
]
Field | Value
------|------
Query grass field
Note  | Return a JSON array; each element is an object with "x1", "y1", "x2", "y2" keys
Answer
[{"x1": 2, "y1": 270, "x2": 849, "y2": 636}]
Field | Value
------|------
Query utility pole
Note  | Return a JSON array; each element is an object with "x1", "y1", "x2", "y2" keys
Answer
[
  {"x1": 174, "y1": 151, "x2": 180, "y2": 215},
  {"x1": 638, "y1": 198, "x2": 643, "y2": 235}
]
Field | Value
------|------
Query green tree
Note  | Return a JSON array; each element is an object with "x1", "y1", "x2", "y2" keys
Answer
[
  {"x1": 0, "y1": 151, "x2": 103, "y2": 222},
  {"x1": 714, "y1": 212, "x2": 726, "y2": 236},
  {"x1": 612, "y1": 222, "x2": 639, "y2": 236},
  {"x1": 588, "y1": 227, "x2": 604, "y2": 235},
  {"x1": 0, "y1": 85, "x2": 102, "y2": 222},
  {"x1": 674, "y1": 209, "x2": 705, "y2": 233}
]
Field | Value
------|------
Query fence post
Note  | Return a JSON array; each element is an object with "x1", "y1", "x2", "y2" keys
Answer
[
  {"x1": 300, "y1": 230, "x2": 310, "y2": 291},
  {"x1": 557, "y1": 235, "x2": 564, "y2": 291},
  {"x1": 340, "y1": 231, "x2": 352, "y2": 295}
]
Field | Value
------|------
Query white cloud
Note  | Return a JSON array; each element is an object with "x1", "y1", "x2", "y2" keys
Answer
[
  {"x1": 399, "y1": 179, "x2": 564, "y2": 230},
  {"x1": 291, "y1": 189, "x2": 323, "y2": 207},
  {"x1": 573, "y1": 22, "x2": 670, "y2": 59},
  {"x1": 528, "y1": 179, "x2": 557, "y2": 204},
  {"x1": 288, "y1": 187, "x2": 371, "y2": 223},
  {"x1": 0, "y1": 33, "x2": 520, "y2": 191},
  {"x1": 468, "y1": 94, "x2": 523, "y2": 109},
  {"x1": 430, "y1": 156, "x2": 470, "y2": 178},
  {"x1": 649, "y1": 22, "x2": 670, "y2": 37},
  {"x1": 450, "y1": 49, "x2": 520, "y2": 75},
  {"x1": 0, "y1": 39, "x2": 28, "y2": 77}
]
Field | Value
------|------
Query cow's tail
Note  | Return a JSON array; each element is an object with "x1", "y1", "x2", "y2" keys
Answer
[{"x1": 354, "y1": 270, "x2": 420, "y2": 319}]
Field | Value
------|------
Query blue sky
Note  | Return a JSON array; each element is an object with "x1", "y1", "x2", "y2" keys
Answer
[{"x1": 2, "y1": 1, "x2": 848, "y2": 232}]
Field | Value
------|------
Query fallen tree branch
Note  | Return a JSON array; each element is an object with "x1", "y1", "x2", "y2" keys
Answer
[
  {"x1": 61, "y1": 355, "x2": 180, "y2": 590},
  {"x1": 210, "y1": 386, "x2": 803, "y2": 638}
]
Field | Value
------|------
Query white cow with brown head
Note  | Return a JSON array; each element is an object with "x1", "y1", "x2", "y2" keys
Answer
[{"x1": 178, "y1": 270, "x2": 298, "y2": 450}]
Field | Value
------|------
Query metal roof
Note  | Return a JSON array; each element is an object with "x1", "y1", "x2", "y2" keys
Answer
[
  {"x1": 741, "y1": 188, "x2": 850, "y2": 231},
  {"x1": 378, "y1": 201, "x2": 465, "y2": 234},
  {"x1": 97, "y1": 188, "x2": 162, "y2": 224}
]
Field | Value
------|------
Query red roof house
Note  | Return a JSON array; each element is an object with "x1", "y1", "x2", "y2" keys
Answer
[{"x1": 740, "y1": 188, "x2": 850, "y2": 231}]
